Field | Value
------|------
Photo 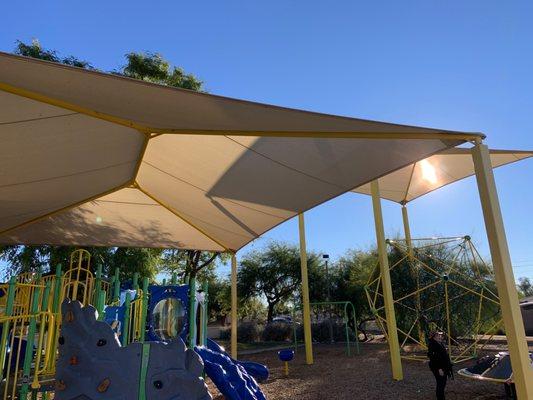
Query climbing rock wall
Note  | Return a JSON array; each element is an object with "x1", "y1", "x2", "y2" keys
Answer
[{"x1": 55, "y1": 300, "x2": 211, "y2": 400}]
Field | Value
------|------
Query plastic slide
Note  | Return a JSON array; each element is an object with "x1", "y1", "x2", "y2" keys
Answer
[
  {"x1": 195, "y1": 339, "x2": 268, "y2": 400},
  {"x1": 206, "y1": 339, "x2": 269, "y2": 382}
]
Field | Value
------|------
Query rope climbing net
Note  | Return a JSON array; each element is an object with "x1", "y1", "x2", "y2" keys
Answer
[{"x1": 365, "y1": 236, "x2": 502, "y2": 363}]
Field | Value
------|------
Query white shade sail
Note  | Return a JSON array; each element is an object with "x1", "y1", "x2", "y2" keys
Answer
[
  {"x1": 353, "y1": 148, "x2": 532, "y2": 204},
  {"x1": 0, "y1": 52, "x2": 482, "y2": 251}
]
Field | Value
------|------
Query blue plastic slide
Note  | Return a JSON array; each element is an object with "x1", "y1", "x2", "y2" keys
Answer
[
  {"x1": 206, "y1": 339, "x2": 269, "y2": 382},
  {"x1": 195, "y1": 339, "x2": 268, "y2": 400}
]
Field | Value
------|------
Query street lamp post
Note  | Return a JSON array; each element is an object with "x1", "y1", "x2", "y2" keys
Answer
[
  {"x1": 323, "y1": 254, "x2": 333, "y2": 343},
  {"x1": 323, "y1": 254, "x2": 330, "y2": 301}
]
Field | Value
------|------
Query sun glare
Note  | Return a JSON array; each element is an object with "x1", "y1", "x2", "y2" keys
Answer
[{"x1": 420, "y1": 159, "x2": 438, "y2": 184}]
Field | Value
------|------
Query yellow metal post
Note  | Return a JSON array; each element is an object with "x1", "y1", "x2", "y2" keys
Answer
[
  {"x1": 231, "y1": 253, "x2": 238, "y2": 359},
  {"x1": 401, "y1": 205, "x2": 413, "y2": 260},
  {"x1": 471, "y1": 141, "x2": 533, "y2": 399},
  {"x1": 402, "y1": 204, "x2": 425, "y2": 346},
  {"x1": 371, "y1": 180, "x2": 403, "y2": 380},
  {"x1": 298, "y1": 213, "x2": 314, "y2": 365}
]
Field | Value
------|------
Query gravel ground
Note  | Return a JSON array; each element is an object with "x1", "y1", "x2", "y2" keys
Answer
[{"x1": 208, "y1": 343, "x2": 507, "y2": 400}]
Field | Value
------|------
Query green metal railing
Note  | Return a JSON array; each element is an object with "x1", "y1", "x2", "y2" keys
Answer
[{"x1": 293, "y1": 301, "x2": 360, "y2": 356}]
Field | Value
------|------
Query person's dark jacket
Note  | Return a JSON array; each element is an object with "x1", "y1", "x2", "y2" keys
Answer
[{"x1": 427, "y1": 338, "x2": 453, "y2": 378}]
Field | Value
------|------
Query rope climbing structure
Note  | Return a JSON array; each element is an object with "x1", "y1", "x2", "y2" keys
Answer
[{"x1": 365, "y1": 236, "x2": 502, "y2": 363}]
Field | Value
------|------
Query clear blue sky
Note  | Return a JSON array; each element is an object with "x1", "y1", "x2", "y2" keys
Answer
[{"x1": 1, "y1": 1, "x2": 532, "y2": 279}]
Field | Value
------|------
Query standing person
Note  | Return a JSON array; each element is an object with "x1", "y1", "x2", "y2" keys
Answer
[{"x1": 427, "y1": 330, "x2": 453, "y2": 400}]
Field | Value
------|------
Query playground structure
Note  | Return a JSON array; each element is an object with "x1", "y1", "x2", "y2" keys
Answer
[
  {"x1": 1, "y1": 51, "x2": 533, "y2": 398},
  {"x1": 0, "y1": 249, "x2": 268, "y2": 399},
  {"x1": 365, "y1": 236, "x2": 502, "y2": 364},
  {"x1": 277, "y1": 350, "x2": 294, "y2": 377},
  {"x1": 458, "y1": 352, "x2": 533, "y2": 399},
  {"x1": 292, "y1": 301, "x2": 360, "y2": 357}
]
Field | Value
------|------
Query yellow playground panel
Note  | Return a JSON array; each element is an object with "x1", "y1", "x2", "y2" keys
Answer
[
  {"x1": 365, "y1": 236, "x2": 502, "y2": 364},
  {"x1": 0, "y1": 249, "x2": 146, "y2": 399}
]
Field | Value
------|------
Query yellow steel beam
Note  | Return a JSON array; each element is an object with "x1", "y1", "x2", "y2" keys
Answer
[
  {"x1": 371, "y1": 180, "x2": 403, "y2": 380},
  {"x1": 402, "y1": 205, "x2": 426, "y2": 345},
  {"x1": 298, "y1": 213, "x2": 314, "y2": 365},
  {"x1": 150, "y1": 129, "x2": 483, "y2": 141},
  {"x1": 0, "y1": 127, "x2": 150, "y2": 238},
  {"x1": 396, "y1": 326, "x2": 426, "y2": 348},
  {"x1": 402, "y1": 163, "x2": 417, "y2": 204},
  {"x1": 444, "y1": 282, "x2": 452, "y2": 350},
  {"x1": 0, "y1": 82, "x2": 484, "y2": 141},
  {"x1": 393, "y1": 280, "x2": 440, "y2": 304},
  {"x1": 373, "y1": 278, "x2": 382, "y2": 304},
  {"x1": 472, "y1": 141, "x2": 533, "y2": 400},
  {"x1": 135, "y1": 183, "x2": 230, "y2": 252},
  {"x1": 401, "y1": 206, "x2": 413, "y2": 256},
  {"x1": 400, "y1": 316, "x2": 422, "y2": 348},
  {"x1": 231, "y1": 253, "x2": 238, "y2": 359},
  {"x1": 132, "y1": 135, "x2": 151, "y2": 181},
  {"x1": 0, "y1": 180, "x2": 131, "y2": 237},
  {"x1": 448, "y1": 280, "x2": 500, "y2": 305},
  {"x1": 0, "y1": 82, "x2": 153, "y2": 133}
]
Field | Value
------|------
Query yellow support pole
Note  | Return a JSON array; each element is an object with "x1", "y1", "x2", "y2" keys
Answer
[
  {"x1": 401, "y1": 205, "x2": 413, "y2": 260},
  {"x1": 444, "y1": 282, "x2": 452, "y2": 351},
  {"x1": 298, "y1": 213, "x2": 314, "y2": 365},
  {"x1": 231, "y1": 253, "x2": 238, "y2": 359},
  {"x1": 371, "y1": 180, "x2": 403, "y2": 380},
  {"x1": 402, "y1": 204, "x2": 425, "y2": 346},
  {"x1": 471, "y1": 141, "x2": 533, "y2": 400}
]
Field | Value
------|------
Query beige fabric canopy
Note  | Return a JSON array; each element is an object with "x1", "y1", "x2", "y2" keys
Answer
[
  {"x1": 0, "y1": 52, "x2": 482, "y2": 251},
  {"x1": 353, "y1": 148, "x2": 532, "y2": 204}
]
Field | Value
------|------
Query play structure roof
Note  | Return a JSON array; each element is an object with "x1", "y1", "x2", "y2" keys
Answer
[
  {"x1": 0, "y1": 52, "x2": 482, "y2": 252},
  {"x1": 353, "y1": 148, "x2": 533, "y2": 204}
]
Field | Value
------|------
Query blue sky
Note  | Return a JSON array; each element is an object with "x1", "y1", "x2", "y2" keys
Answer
[{"x1": 1, "y1": 1, "x2": 532, "y2": 279}]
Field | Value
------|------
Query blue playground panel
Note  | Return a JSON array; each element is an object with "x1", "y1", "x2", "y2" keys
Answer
[
  {"x1": 146, "y1": 284, "x2": 190, "y2": 342},
  {"x1": 278, "y1": 349, "x2": 294, "y2": 362},
  {"x1": 101, "y1": 283, "x2": 269, "y2": 400}
]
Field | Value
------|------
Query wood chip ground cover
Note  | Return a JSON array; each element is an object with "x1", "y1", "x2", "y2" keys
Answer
[{"x1": 208, "y1": 343, "x2": 507, "y2": 399}]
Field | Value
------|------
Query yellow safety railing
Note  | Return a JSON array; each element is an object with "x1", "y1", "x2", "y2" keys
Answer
[{"x1": 0, "y1": 249, "x2": 148, "y2": 399}]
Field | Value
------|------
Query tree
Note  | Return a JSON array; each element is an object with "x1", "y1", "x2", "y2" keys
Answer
[
  {"x1": 331, "y1": 250, "x2": 378, "y2": 321},
  {"x1": 15, "y1": 39, "x2": 93, "y2": 68},
  {"x1": 120, "y1": 52, "x2": 203, "y2": 90},
  {"x1": 237, "y1": 242, "x2": 319, "y2": 322},
  {"x1": 1, "y1": 40, "x2": 207, "y2": 280},
  {"x1": 161, "y1": 250, "x2": 228, "y2": 282},
  {"x1": 210, "y1": 279, "x2": 266, "y2": 322},
  {"x1": 109, "y1": 248, "x2": 163, "y2": 283},
  {"x1": 518, "y1": 277, "x2": 533, "y2": 298}
]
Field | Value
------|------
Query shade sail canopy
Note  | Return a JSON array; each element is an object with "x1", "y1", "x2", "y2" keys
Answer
[
  {"x1": 353, "y1": 148, "x2": 532, "y2": 204},
  {"x1": 0, "y1": 52, "x2": 482, "y2": 251}
]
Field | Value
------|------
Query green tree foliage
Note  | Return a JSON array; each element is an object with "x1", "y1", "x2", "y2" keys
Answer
[
  {"x1": 110, "y1": 248, "x2": 163, "y2": 282},
  {"x1": 161, "y1": 250, "x2": 228, "y2": 281},
  {"x1": 0, "y1": 245, "x2": 162, "y2": 282},
  {"x1": 518, "y1": 277, "x2": 533, "y2": 298},
  {"x1": 15, "y1": 39, "x2": 93, "y2": 68},
  {"x1": 120, "y1": 52, "x2": 203, "y2": 90},
  {"x1": 329, "y1": 250, "x2": 378, "y2": 321},
  {"x1": 1, "y1": 40, "x2": 207, "y2": 281},
  {"x1": 208, "y1": 279, "x2": 266, "y2": 322},
  {"x1": 237, "y1": 242, "x2": 320, "y2": 322}
]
